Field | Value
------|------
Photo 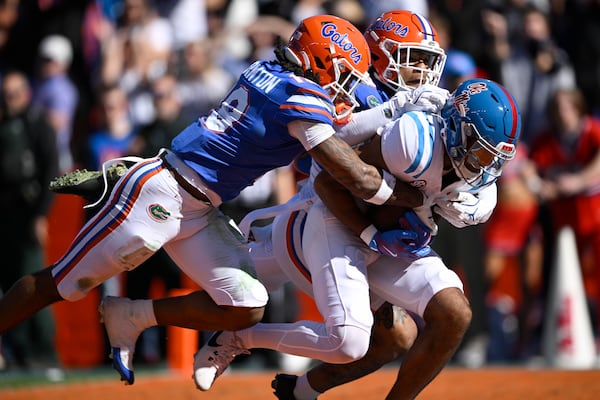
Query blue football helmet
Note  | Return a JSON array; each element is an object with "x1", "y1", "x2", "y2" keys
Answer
[{"x1": 440, "y1": 78, "x2": 521, "y2": 186}]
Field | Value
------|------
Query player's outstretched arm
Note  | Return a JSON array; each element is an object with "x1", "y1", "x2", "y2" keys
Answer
[{"x1": 308, "y1": 133, "x2": 422, "y2": 209}]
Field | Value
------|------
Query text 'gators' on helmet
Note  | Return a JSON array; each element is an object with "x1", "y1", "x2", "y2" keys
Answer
[{"x1": 284, "y1": 14, "x2": 371, "y2": 121}]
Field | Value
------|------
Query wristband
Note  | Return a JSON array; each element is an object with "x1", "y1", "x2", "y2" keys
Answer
[
  {"x1": 360, "y1": 224, "x2": 378, "y2": 246},
  {"x1": 365, "y1": 170, "x2": 396, "y2": 205}
]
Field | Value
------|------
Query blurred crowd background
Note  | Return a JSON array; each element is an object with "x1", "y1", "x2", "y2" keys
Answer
[{"x1": 1, "y1": 0, "x2": 600, "y2": 380}]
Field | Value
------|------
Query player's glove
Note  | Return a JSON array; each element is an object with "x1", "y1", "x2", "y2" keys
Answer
[
  {"x1": 409, "y1": 84, "x2": 450, "y2": 114},
  {"x1": 387, "y1": 85, "x2": 450, "y2": 118},
  {"x1": 397, "y1": 210, "x2": 434, "y2": 257},
  {"x1": 360, "y1": 220, "x2": 432, "y2": 258},
  {"x1": 434, "y1": 190, "x2": 495, "y2": 228},
  {"x1": 368, "y1": 229, "x2": 418, "y2": 257}
]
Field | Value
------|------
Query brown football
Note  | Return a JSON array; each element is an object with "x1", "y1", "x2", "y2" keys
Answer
[{"x1": 367, "y1": 205, "x2": 409, "y2": 231}]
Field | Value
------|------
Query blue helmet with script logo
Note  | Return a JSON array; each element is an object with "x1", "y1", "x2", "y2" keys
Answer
[{"x1": 441, "y1": 78, "x2": 521, "y2": 185}]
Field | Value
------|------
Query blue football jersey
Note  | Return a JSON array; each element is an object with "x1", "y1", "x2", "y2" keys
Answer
[
  {"x1": 292, "y1": 79, "x2": 386, "y2": 177},
  {"x1": 170, "y1": 60, "x2": 336, "y2": 201},
  {"x1": 354, "y1": 80, "x2": 386, "y2": 110}
]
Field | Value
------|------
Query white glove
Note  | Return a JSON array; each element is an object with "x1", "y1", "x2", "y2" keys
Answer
[
  {"x1": 409, "y1": 84, "x2": 450, "y2": 114},
  {"x1": 387, "y1": 90, "x2": 411, "y2": 119},
  {"x1": 433, "y1": 184, "x2": 497, "y2": 228},
  {"x1": 413, "y1": 205, "x2": 438, "y2": 236}
]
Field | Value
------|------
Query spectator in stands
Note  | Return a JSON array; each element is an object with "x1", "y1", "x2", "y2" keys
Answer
[
  {"x1": 481, "y1": 3, "x2": 575, "y2": 146},
  {"x1": 32, "y1": 34, "x2": 78, "y2": 173},
  {"x1": 174, "y1": 39, "x2": 235, "y2": 121},
  {"x1": 526, "y1": 88, "x2": 600, "y2": 340},
  {"x1": 0, "y1": 70, "x2": 62, "y2": 378},
  {"x1": 100, "y1": 0, "x2": 174, "y2": 126}
]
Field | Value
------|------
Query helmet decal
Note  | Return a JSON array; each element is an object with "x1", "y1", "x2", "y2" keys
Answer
[
  {"x1": 321, "y1": 23, "x2": 363, "y2": 65},
  {"x1": 371, "y1": 17, "x2": 410, "y2": 37}
]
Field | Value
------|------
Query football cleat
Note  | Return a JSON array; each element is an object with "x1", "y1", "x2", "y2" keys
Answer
[
  {"x1": 193, "y1": 330, "x2": 249, "y2": 391},
  {"x1": 49, "y1": 163, "x2": 128, "y2": 202},
  {"x1": 271, "y1": 373, "x2": 299, "y2": 400},
  {"x1": 98, "y1": 296, "x2": 146, "y2": 385}
]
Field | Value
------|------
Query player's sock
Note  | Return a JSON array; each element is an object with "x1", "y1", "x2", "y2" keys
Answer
[{"x1": 293, "y1": 373, "x2": 322, "y2": 400}]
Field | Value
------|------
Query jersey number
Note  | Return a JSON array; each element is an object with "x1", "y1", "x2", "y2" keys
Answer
[{"x1": 204, "y1": 86, "x2": 250, "y2": 133}]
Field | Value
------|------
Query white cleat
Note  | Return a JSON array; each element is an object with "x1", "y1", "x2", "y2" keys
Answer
[
  {"x1": 98, "y1": 296, "x2": 145, "y2": 385},
  {"x1": 193, "y1": 330, "x2": 249, "y2": 391}
]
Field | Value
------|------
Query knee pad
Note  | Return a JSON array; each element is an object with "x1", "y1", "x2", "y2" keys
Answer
[
  {"x1": 114, "y1": 236, "x2": 158, "y2": 271},
  {"x1": 328, "y1": 324, "x2": 371, "y2": 363}
]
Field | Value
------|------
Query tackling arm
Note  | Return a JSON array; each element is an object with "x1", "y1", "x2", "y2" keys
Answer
[
  {"x1": 313, "y1": 135, "x2": 427, "y2": 255},
  {"x1": 308, "y1": 133, "x2": 423, "y2": 209}
]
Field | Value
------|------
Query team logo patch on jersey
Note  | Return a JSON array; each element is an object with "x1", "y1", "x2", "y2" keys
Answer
[
  {"x1": 367, "y1": 95, "x2": 381, "y2": 108},
  {"x1": 148, "y1": 204, "x2": 171, "y2": 222},
  {"x1": 410, "y1": 180, "x2": 427, "y2": 189}
]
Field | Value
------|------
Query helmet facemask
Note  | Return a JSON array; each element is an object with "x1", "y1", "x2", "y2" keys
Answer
[
  {"x1": 322, "y1": 49, "x2": 367, "y2": 121},
  {"x1": 376, "y1": 37, "x2": 446, "y2": 92}
]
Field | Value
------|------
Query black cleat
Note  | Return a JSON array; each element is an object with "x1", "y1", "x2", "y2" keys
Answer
[
  {"x1": 271, "y1": 373, "x2": 298, "y2": 400},
  {"x1": 49, "y1": 164, "x2": 129, "y2": 202}
]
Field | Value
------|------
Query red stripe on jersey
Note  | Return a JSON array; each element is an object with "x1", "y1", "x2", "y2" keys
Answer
[{"x1": 280, "y1": 104, "x2": 333, "y2": 121}]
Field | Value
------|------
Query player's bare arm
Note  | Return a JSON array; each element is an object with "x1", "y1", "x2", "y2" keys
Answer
[
  {"x1": 308, "y1": 133, "x2": 382, "y2": 199},
  {"x1": 313, "y1": 135, "x2": 421, "y2": 236},
  {"x1": 309, "y1": 134, "x2": 422, "y2": 209}
]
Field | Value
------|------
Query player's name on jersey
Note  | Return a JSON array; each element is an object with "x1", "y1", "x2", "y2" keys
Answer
[{"x1": 243, "y1": 62, "x2": 281, "y2": 94}]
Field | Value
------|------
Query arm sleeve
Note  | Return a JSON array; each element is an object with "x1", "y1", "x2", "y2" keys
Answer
[
  {"x1": 334, "y1": 103, "x2": 394, "y2": 146},
  {"x1": 475, "y1": 182, "x2": 498, "y2": 222},
  {"x1": 334, "y1": 90, "x2": 414, "y2": 146},
  {"x1": 288, "y1": 120, "x2": 335, "y2": 151}
]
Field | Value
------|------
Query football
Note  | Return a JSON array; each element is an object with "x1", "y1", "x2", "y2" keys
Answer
[{"x1": 367, "y1": 204, "x2": 409, "y2": 231}]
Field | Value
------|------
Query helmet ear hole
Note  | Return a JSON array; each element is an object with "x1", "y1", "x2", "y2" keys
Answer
[{"x1": 313, "y1": 57, "x2": 325, "y2": 70}]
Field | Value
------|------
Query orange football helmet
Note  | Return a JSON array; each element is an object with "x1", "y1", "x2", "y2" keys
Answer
[
  {"x1": 365, "y1": 10, "x2": 446, "y2": 92},
  {"x1": 285, "y1": 14, "x2": 371, "y2": 120}
]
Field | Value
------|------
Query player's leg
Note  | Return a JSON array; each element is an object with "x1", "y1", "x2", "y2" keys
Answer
[
  {"x1": 194, "y1": 201, "x2": 376, "y2": 390},
  {"x1": 267, "y1": 209, "x2": 419, "y2": 399},
  {"x1": 368, "y1": 255, "x2": 471, "y2": 400},
  {"x1": 249, "y1": 222, "x2": 294, "y2": 293},
  {"x1": 0, "y1": 159, "x2": 171, "y2": 335},
  {"x1": 0, "y1": 268, "x2": 61, "y2": 333},
  {"x1": 70, "y1": 159, "x2": 186, "y2": 384},
  {"x1": 243, "y1": 200, "x2": 374, "y2": 361},
  {"x1": 289, "y1": 303, "x2": 418, "y2": 398},
  {"x1": 157, "y1": 208, "x2": 268, "y2": 331},
  {"x1": 233, "y1": 201, "x2": 375, "y2": 361},
  {"x1": 103, "y1": 202, "x2": 268, "y2": 386}
]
